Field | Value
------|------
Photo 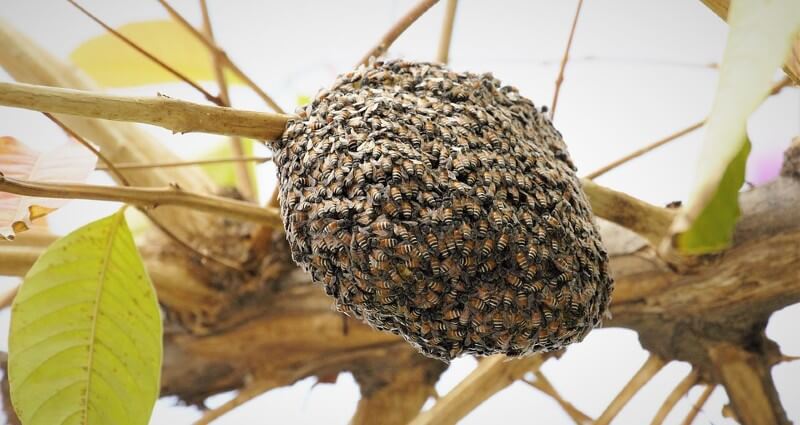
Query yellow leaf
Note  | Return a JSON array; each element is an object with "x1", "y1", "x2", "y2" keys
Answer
[{"x1": 70, "y1": 20, "x2": 239, "y2": 87}]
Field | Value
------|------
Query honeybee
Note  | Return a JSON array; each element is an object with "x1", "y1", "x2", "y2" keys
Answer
[
  {"x1": 478, "y1": 258, "x2": 497, "y2": 274},
  {"x1": 497, "y1": 233, "x2": 510, "y2": 252},
  {"x1": 506, "y1": 274, "x2": 522, "y2": 288},
  {"x1": 515, "y1": 251, "x2": 529, "y2": 269},
  {"x1": 389, "y1": 186, "x2": 402, "y2": 202},
  {"x1": 444, "y1": 307, "x2": 461, "y2": 321}
]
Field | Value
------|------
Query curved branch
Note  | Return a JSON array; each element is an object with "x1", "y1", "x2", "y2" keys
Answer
[
  {"x1": 596, "y1": 354, "x2": 666, "y2": 425},
  {"x1": 357, "y1": 0, "x2": 441, "y2": 67}
]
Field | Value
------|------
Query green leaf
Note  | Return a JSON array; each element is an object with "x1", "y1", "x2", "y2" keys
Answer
[
  {"x1": 676, "y1": 139, "x2": 750, "y2": 254},
  {"x1": 9, "y1": 210, "x2": 162, "y2": 425},
  {"x1": 672, "y1": 0, "x2": 800, "y2": 253}
]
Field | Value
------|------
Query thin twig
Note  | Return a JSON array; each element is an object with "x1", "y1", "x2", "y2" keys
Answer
[
  {"x1": 650, "y1": 368, "x2": 699, "y2": 425},
  {"x1": 584, "y1": 120, "x2": 705, "y2": 179},
  {"x1": 199, "y1": 0, "x2": 255, "y2": 200},
  {"x1": 194, "y1": 378, "x2": 280, "y2": 425},
  {"x1": 0, "y1": 176, "x2": 282, "y2": 227},
  {"x1": 67, "y1": 0, "x2": 222, "y2": 105},
  {"x1": 522, "y1": 371, "x2": 592, "y2": 424},
  {"x1": 155, "y1": 0, "x2": 285, "y2": 113},
  {"x1": 45, "y1": 114, "x2": 244, "y2": 270},
  {"x1": 0, "y1": 81, "x2": 293, "y2": 140},
  {"x1": 436, "y1": 0, "x2": 458, "y2": 64},
  {"x1": 96, "y1": 156, "x2": 272, "y2": 171},
  {"x1": 357, "y1": 0, "x2": 441, "y2": 67},
  {"x1": 550, "y1": 0, "x2": 584, "y2": 119},
  {"x1": 584, "y1": 76, "x2": 794, "y2": 180},
  {"x1": 680, "y1": 384, "x2": 714, "y2": 425},
  {"x1": 595, "y1": 354, "x2": 666, "y2": 425},
  {"x1": 0, "y1": 285, "x2": 19, "y2": 310}
]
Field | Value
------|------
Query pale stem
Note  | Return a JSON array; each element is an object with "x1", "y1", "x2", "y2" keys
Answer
[
  {"x1": 595, "y1": 354, "x2": 666, "y2": 425},
  {"x1": 357, "y1": 0, "x2": 441, "y2": 67},
  {"x1": 436, "y1": 0, "x2": 459, "y2": 64}
]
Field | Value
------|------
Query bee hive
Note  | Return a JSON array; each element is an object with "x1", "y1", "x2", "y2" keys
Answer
[{"x1": 275, "y1": 60, "x2": 613, "y2": 361}]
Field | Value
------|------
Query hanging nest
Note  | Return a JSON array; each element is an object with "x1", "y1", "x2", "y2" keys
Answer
[{"x1": 274, "y1": 60, "x2": 613, "y2": 361}]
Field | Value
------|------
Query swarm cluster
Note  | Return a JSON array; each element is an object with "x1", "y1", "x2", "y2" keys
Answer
[{"x1": 275, "y1": 60, "x2": 613, "y2": 361}]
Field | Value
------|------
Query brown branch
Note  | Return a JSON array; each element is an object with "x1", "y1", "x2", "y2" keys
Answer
[
  {"x1": 680, "y1": 385, "x2": 715, "y2": 425},
  {"x1": 96, "y1": 156, "x2": 272, "y2": 171},
  {"x1": 0, "y1": 285, "x2": 19, "y2": 310},
  {"x1": 650, "y1": 368, "x2": 699, "y2": 425},
  {"x1": 707, "y1": 342, "x2": 787, "y2": 425},
  {"x1": 595, "y1": 354, "x2": 666, "y2": 425},
  {"x1": 522, "y1": 371, "x2": 592, "y2": 424},
  {"x1": 550, "y1": 0, "x2": 584, "y2": 119},
  {"x1": 199, "y1": 0, "x2": 255, "y2": 200},
  {"x1": 408, "y1": 355, "x2": 546, "y2": 425},
  {"x1": 357, "y1": 0, "x2": 441, "y2": 67},
  {"x1": 0, "y1": 244, "x2": 45, "y2": 276},
  {"x1": 47, "y1": 113, "x2": 244, "y2": 271},
  {"x1": 0, "y1": 176, "x2": 282, "y2": 227},
  {"x1": 194, "y1": 378, "x2": 281, "y2": 425},
  {"x1": 581, "y1": 178, "x2": 676, "y2": 246},
  {"x1": 584, "y1": 76, "x2": 793, "y2": 180},
  {"x1": 155, "y1": 0, "x2": 285, "y2": 113},
  {"x1": 67, "y1": 0, "x2": 222, "y2": 105},
  {"x1": 436, "y1": 0, "x2": 458, "y2": 64},
  {"x1": 0, "y1": 81, "x2": 292, "y2": 140},
  {"x1": 584, "y1": 120, "x2": 705, "y2": 179}
]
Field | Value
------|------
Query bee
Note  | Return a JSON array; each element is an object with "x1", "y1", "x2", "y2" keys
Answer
[
  {"x1": 443, "y1": 236, "x2": 457, "y2": 257},
  {"x1": 400, "y1": 181, "x2": 418, "y2": 199},
  {"x1": 544, "y1": 213, "x2": 561, "y2": 228},
  {"x1": 464, "y1": 200, "x2": 481, "y2": 219},
  {"x1": 371, "y1": 219, "x2": 392, "y2": 232},
  {"x1": 400, "y1": 201, "x2": 413, "y2": 218},
  {"x1": 553, "y1": 257, "x2": 572, "y2": 273},
  {"x1": 526, "y1": 245, "x2": 538, "y2": 261},
  {"x1": 461, "y1": 239, "x2": 476, "y2": 258},
  {"x1": 440, "y1": 258, "x2": 459, "y2": 278},
  {"x1": 496, "y1": 332, "x2": 512, "y2": 350},
  {"x1": 324, "y1": 220, "x2": 343, "y2": 234},
  {"x1": 506, "y1": 274, "x2": 522, "y2": 288},
  {"x1": 376, "y1": 292, "x2": 396, "y2": 305},
  {"x1": 309, "y1": 220, "x2": 325, "y2": 233},
  {"x1": 524, "y1": 264, "x2": 538, "y2": 282},
  {"x1": 478, "y1": 258, "x2": 497, "y2": 273},
  {"x1": 389, "y1": 186, "x2": 403, "y2": 202},
  {"x1": 441, "y1": 207, "x2": 454, "y2": 225},
  {"x1": 475, "y1": 186, "x2": 488, "y2": 202},
  {"x1": 367, "y1": 186, "x2": 382, "y2": 202},
  {"x1": 458, "y1": 307, "x2": 472, "y2": 326},
  {"x1": 430, "y1": 257, "x2": 442, "y2": 275},
  {"x1": 384, "y1": 202, "x2": 400, "y2": 218},
  {"x1": 393, "y1": 225, "x2": 417, "y2": 243},
  {"x1": 515, "y1": 251, "x2": 529, "y2": 269},
  {"x1": 489, "y1": 210, "x2": 504, "y2": 227},
  {"x1": 444, "y1": 307, "x2": 461, "y2": 321},
  {"x1": 515, "y1": 292, "x2": 529, "y2": 309},
  {"x1": 428, "y1": 280, "x2": 445, "y2": 293},
  {"x1": 392, "y1": 166, "x2": 403, "y2": 182},
  {"x1": 497, "y1": 233, "x2": 510, "y2": 252},
  {"x1": 425, "y1": 233, "x2": 439, "y2": 252},
  {"x1": 422, "y1": 192, "x2": 437, "y2": 206},
  {"x1": 501, "y1": 288, "x2": 515, "y2": 307},
  {"x1": 480, "y1": 239, "x2": 495, "y2": 257},
  {"x1": 476, "y1": 219, "x2": 490, "y2": 238},
  {"x1": 491, "y1": 313, "x2": 505, "y2": 330},
  {"x1": 396, "y1": 242, "x2": 415, "y2": 255}
]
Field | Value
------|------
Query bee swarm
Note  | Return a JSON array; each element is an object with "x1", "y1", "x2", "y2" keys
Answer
[{"x1": 275, "y1": 60, "x2": 613, "y2": 361}]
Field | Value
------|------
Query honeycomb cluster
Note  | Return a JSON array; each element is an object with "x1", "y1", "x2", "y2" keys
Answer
[{"x1": 275, "y1": 60, "x2": 613, "y2": 361}]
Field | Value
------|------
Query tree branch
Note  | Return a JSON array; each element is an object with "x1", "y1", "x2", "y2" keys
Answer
[
  {"x1": 0, "y1": 81, "x2": 292, "y2": 141},
  {"x1": 550, "y1": 0, "x2": 584, "y2": 119},
  {"x1": 436, "y1": 0, "x2": 458, "y2": 64},
  {"x1": 523, "y1": 371, "x2": 592, "y2": 425},
  {"x1": 680, "y1": 384, "x2": 714, "y2": 425},
  {"x1": 0, "y1": 176, "x2": 282, "y2": 227},
  {"x1": 707, "y1": 342, "x2": 788, "y2": 425},
  {"x1": 408, "y1": 355, "x2": 546, "y2": 425},
  {"x1": 581, "y1": 178, "x2": 676, "y2": 246},
  {"x1": 595, "y1": 354, "x2": 666, "y2": 425},
  {"x1": 357, "y1": 0, "x2": 441, "y2": 67},
  {"x1": 650, "y1": 368, "x2": 699, "y2": 425}
]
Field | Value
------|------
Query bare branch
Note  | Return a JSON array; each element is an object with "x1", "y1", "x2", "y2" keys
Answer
[
  {"x1": 0, "y1": 244, "x2": 45, "y2": 276},
  {"x1": 0, "y1": 285, "x2": 19, "y2": 310},
  {"x1": 523, "y1": 371, "x2": 592, "y2": 424},
  {"x1": 193, "y1": 379, "x2": 281, "y2": 425},
  {"x1": 436, "y1": 0, "x2": 458, "y2": 64},
  {"x1": 357, "y1": 0, "x2": 441, "y2": 67},
  {"x1": 581, "y1": 178, "x2": 676, "y2": 246},
  {"x1": 550, "y1": 0, "x2": 584, "y2": 119},
  {"x1": 96, "y1": 156, "x2": 272, "y2": 171},
  {"x1": 707, "y1": 342, "x2": 787, "y2": 425},
  {"x1": 67, "y1": 0, "x2": 222, "y2": 105},
  {"x1": 584, "y1": 76, "x2": 793, "y2": 180},
  {"x1": 408, "y1": 355, "x2": 546, "y2": 425},
  {"x1": 199, "y1": 0, "x2": 255, "y2": 200},
  {"x1": 596, "y1": 354, "x2": 666, "y2": 425},
  {"x1": 680, "y1": 385, "x2": 714, "y2": 425},
  {"x1": 650, "y1": 368, "x2": 699, "y2": 425},
  {"x1": 584, "y1": 120, "x2": 705, "y2": 179},
  {"x1": 155, "y1": 0, "x2": 286, "y2": 113},
  {"x1": 0, "y1": 81, "x2": 292, "y2": 140},
  {"x1": 0, "y1": 176, "x2": 282, "y2": 227}
]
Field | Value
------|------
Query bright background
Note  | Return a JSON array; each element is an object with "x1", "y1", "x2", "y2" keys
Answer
[{"x1": 0, "y1": 1, "x2": 798, "y2": 424}]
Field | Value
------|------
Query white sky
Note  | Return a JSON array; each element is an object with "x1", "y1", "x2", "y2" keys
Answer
[{"x1": 0, "y1": 0, "x2": 799, "y2": 424}]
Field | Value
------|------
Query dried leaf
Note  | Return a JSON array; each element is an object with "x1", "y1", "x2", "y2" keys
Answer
[
  {"x1": 671, "y1": 0, "x2": 800, "y2": 254},
  {"x1": 0, "y1": 137, "x2": 96, "y2": 240},
  {"x1": 70, "y1": 20, "x2": 241, "y2": 87}
]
